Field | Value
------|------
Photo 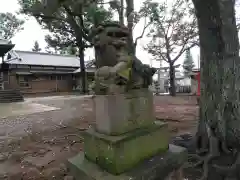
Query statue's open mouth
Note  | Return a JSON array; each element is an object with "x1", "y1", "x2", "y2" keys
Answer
[
  {"x1": 93, "y1": 22, "x2": 156, "y2": 94},
  {"x1": 107, "y1": 31, "x2": 128, "y2": 38}
]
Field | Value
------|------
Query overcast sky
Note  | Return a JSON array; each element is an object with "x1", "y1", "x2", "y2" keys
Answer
[{"x1": 0, "y1": 0, "x2": 200, "y2": 69}]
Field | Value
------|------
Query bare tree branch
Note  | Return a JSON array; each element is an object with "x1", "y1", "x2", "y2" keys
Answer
[
  {"x1": 145, "y1": 0, "x2": 198, "y2": 64},
  {"x1": 134, "y1": 17, "x2": 151, "y2": 47},
  {"x1": 165, "y1": 0, "x2": 184, "y2": 36},
  {"x1": 63, "y1": 5, "x2": 92, "y2": 44},
  {"x1": 172, "y1": 42, "x2": 196, "y2": 62}
]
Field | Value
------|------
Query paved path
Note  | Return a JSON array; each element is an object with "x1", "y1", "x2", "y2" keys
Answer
[{"x1": 0, "y1": 95, "x2": 93, "y2": 140}]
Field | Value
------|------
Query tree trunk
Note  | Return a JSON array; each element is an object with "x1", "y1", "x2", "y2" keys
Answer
[
  {"x1": 65, "y1": 6, "x2": 87, "y2": 94},
  {"x1": 77, "y1": 11, "x2": 87, "y2": 94},
  {"x1": 192, "y1": 0, "x2": 240, "y2": 179},
  {"x1": 79, "y1": 46, "x2": 87, "y2": 94},
  {"x1": 169, "y1": 62, "x2": 176, "y2": 96},
  {"x1": 125, "y1": 0, "x2": 135, "y2": 54},
  {"x1": 119, "y1": 0, "x2": 124, "y2": 25}
]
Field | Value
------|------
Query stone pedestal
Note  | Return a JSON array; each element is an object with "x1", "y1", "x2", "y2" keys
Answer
[
  {"x1": 84, "y1": 122, "x2": 169, "y2": 174},
  {"x1": 67, "y1": 145, "x2": 187, "y2": 180},
  {"x1": 94, "y1": 89, "x2": 155, "y2": 135},
  {"x1": 67, "y1": 89, "x2": 187, "y2": 179}
]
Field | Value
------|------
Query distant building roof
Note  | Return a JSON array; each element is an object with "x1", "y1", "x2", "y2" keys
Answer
[{"x1": 5, "y1": 50, "x2": 81, "y2": 67}]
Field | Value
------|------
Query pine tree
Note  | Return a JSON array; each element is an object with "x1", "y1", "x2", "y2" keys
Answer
[
  {"x1": 32, "y1": 41, "x2": 41, "y2": 52},
  {"x1": 183, "y1": 49, "x2": 195, "y2": 76},
  {"x1": 60, "y1": 46, "x2": 78, "y2": 55}
]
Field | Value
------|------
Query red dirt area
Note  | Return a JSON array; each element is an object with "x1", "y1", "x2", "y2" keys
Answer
[{"x1": 154, "y1": 95, "x2": 199, "y2": 136}]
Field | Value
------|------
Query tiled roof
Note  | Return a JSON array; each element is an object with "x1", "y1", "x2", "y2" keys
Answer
[{"x1": 5, "y1": 50, "x2": 81, "y2": 67}]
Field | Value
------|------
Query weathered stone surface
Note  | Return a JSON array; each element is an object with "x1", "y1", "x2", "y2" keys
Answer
[
  {"x1": 83, "y1": 121, "x2": 169, "y2": 174},
  {"x1": 64, "y1": 175, "x2": 74, "y2": 180},
  {"x1": 94, "y1": 89, "x2": 155, "y2": 135},
  {"x1": 92, "y1": 22, "x2": 156, "y2": 95},
  {"x1": 67, "y1": 144, "x2": 187, "y2": 180}
]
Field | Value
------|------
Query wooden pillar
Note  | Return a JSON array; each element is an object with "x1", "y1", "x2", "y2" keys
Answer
[
  {"x1": 55, "y1": 74, "x2": 58, "y2": 92},
  {"x1": 0, "y1": 71, "x2": 3, "y2": 90}
]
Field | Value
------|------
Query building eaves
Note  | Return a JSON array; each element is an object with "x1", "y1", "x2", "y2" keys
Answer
[{"x1": 4, "y1": 50, "x2": 81, "y2": 67}]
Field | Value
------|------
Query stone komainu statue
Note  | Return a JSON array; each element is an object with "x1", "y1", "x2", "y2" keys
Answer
[{"x1": 92, "y1": 22, "x2": 156, "y2": 95}]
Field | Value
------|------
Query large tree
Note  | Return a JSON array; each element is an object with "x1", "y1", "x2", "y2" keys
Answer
[
  {"x1": 19, "y1": 0, "x2": 112, "y2": 93},
  {"x1": 144, "y1": 0, "x2": 198, "y2": 96},
  {"x1": 0, "y1": 12, "x2": 24, "y2": 40},
  {"x1": 192, "y1": 0, "x2": 240, "y2": 179}
]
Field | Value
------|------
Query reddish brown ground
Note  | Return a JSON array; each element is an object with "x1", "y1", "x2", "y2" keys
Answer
[
  {"x1": 154, "y1": 95, "x2": 199, "y2": 136},
  {"x1": 0, "y1": 95, "x2": 198, "y2": 180}
]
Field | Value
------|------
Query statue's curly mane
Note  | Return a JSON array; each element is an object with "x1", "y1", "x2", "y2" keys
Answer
[{"x1": 91, "y1": 21, "x2": 129, "y2": 41}]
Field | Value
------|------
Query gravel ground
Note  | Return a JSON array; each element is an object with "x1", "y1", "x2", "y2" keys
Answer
[
  {"x1": 0, "y1": 95, "x2": 93, "y2": 140},
  {"x1": 0, "y1": 94, "x2": 199, "y2": 180},
  {"x1": 154, "y1": 95, "x2": 199, "y2": 136},
  {"x1": 0, "y1": 94, "x2": 198, "y2": 140}
]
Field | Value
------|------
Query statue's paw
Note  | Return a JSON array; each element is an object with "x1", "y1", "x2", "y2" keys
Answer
[
  {"x1": 96, "y1": 66, "x2": 112, "y2": 78},
  {"x1": 108, "y1": 84, "x2": 125, "y2": 94},
  {"x1": 109, "y1": 69, "x2": 117, "y2": 77}
]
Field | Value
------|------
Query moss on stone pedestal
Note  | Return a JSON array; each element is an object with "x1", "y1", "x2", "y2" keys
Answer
[
  {"x1": 67, "y1": 145, "x2": 187, "y2": 180},
  {"x1": 83, "y1": 121, "x2": 169, "y2": 175}
]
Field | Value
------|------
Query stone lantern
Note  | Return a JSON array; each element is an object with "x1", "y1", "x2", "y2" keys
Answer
[
  {"x1": 0, "y1": 36, "x2": 15, "y2": 62},
  {"x1": 0, "y1": 34, "x2": 14, "y2": 90},
  {"x1": 0, "y1": 34, "x2": 23, "y2": 103}
]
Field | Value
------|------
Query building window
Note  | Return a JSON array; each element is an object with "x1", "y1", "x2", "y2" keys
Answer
[
  {"x1": 0, "y1": 72, "x2": 3, "y2": 81},
  {"x1": 18, "y1": 76, "x2": 30, "y2": 88},
  {"x1": 57, "y1": 75, "x2": 66, "y2": 80},
  {"x1": 32, "y1": 75, "x2": 47, "y2": 81},
  {"x1": 61, "y1": 75, "x2": 66, "y2": 80},
  {"x1": 49, "y1": 75, "x2": 56, "y2": 80},
  {"x1": 57, "y1": 75, "x2": 61, "y2": 80}
]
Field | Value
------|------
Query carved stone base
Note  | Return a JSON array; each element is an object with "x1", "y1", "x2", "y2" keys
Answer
[
  {"x1": 67, "y1": 145, "x2": 187, "y2": 180},
  {"x1": 93, "y1": 89, "x2": 155, "y2": 135},
  {"x1": 83, "y1": 121, "x2": 169, "y2": 174}
]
